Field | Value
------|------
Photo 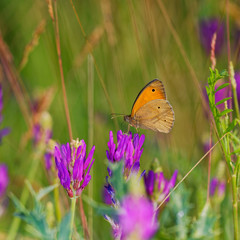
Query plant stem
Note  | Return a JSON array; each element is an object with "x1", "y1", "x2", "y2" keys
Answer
[
  {"x1": 7, "y1": 144, "x2": 45, "y2": 240},
  {"x1": 207, "y1": 123, "x2": 212, "y2": 202},
  {"x1": 231, "y1": 174, "x2": 239, "y2": 240},
  {"x1": 88, "y1": 54, "x2": 94, "y2": 240},
  {"x1": 54, "y1": 178, "x2": 61, "y2": 223},
  {"x1": 70, "y1": 197, "x2": 77, "y2": 240},
  {"x1": 53, "y1": 0, "x2": 73, "y2": 141}
]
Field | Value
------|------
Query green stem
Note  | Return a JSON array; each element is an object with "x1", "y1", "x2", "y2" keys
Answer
[
  {"x1": 88, "y1": 54, "x2": 94, "y2": 240},
  {"x1": 69, "y1": 197, "x2": 76, "y2": 240},
  {"x1": 7, "y1": 144, "x2": 45, "y2": 240},
  {"x1": 232, "y1": 86, "x2": 240, "y2": 119},
  {"x1": 232, "y1": 174, "x2": 239, "y2": 240},
  {"x1": 54, "y1": 178, "x2": 61, "y2": 223}
]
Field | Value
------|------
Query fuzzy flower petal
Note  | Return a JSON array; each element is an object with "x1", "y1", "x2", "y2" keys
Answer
[{"x1": 119, "y1": 195, "x2": 158, "y2": 240}]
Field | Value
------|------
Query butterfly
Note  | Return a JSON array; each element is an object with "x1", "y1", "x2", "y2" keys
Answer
[{"x1": 124, "y1": 79, "x2": 175, "y2": 133}]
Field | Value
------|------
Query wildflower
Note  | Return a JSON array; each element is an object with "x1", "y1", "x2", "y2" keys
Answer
[
  {"x1": 0, "y1": 84, "x2": 10, "y2": 143},
  {"x1": 144, "y1": 169, "x2": 178, "y2": 203},
  {"x1": 106, "y1": 130, "x2": 145, "y2": 178},
  {"x1": 210, "y1": 177, "x2": 226, "y2": 197},
  {"x1": 234, "y1": 72, "x2": 240, "y2": 104},
  {"x1": 32, "y1": 112, "x2": 52, "y2": 146},
  {"x1": 0, "y1": 164, "x2": 8, "y2": 198},
  {"x1": 45, "y1": 152, "x2": 53, "y2": 170},
  {"x1": 102, "y1": 176, "x2": 115, "y2": 205},
  {"x1": 199, "y1": 18, "x2": 224, "y2": 55},
  {"x1": 54, "y1": 139, "x2": 95, "y2": 197},
  {"x1": 119, "y1": 195, "x2": 158, "y2": 240}
]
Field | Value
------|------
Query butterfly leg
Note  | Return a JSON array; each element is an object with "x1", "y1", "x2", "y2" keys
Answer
[{"x1": 127, "y1": 124, "x2": 130, "y2": 133}]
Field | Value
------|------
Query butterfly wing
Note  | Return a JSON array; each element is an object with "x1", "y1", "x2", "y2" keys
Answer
[
  {"x1": 131, "y1": 79, "x2": 166, "y2": 117},
  {"x1": 134, "y1": 99, "x2": 174, "y2": 133}
]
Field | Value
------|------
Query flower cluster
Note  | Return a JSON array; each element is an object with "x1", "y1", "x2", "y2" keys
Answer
[
  {"x1": 32, "y1": 112, "x2": 52, "y2": 146},
  {"x1": 210, "y1": 178, "x2": 226, "y2": 197},
  {"x1": 234, "y1": 72, "x2": 240, "y2": 105},
  {"x1": 106, "y1": 195, "x2": 159, "y2": 240},
  {"x1": 0, "y1": 164, "x2": 8, "y2": 198},
  {"x1": 54, "y1": 139, "x2": 95, "y2": 197},
  {"x1": 119, "y1": 195, "x2": 159, "y2": 240},
  {"x1": 106, "y1": 130, "x2": 145, "y2": 178},
  {"x1": 199, "y1": 18, "x2": 224, "y2": 55},
  {"x1": 0, "y1": 84, "x2": 10, "y2": 143},
  {"x1": 144, "y1": 169, "x2": 178, "y2": 203}
]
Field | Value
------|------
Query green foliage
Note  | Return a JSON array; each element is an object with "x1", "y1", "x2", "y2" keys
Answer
[
  {"x1": 206, "y1": 68, "x2": 240, "y2": 170},
  {"x1": 108, "y1": 161, "x2": 128, "y2": 201},
  {"x1": 158, "y1": 185, "x2": 218, "y2": 240},
  {"x1": 190, "y1": 203, "x2": 217, "y2": 239},
  {"x1": 10, "y1": 183, "x2": 71, "y2": 240}
]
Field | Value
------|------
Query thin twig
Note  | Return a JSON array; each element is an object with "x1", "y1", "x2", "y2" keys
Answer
[
  {"x1": 53, "y1": 0, "x2": 73, "y2": 141},
  {"x1": 69, "y1": 0, "x2": 119, "y2": 130},
  {"x1": 156, "y1": 0, "x2": 209, "y2": 113},
  {"x1": 156, "y1": 133, "x2": 228, "y2": 211}
]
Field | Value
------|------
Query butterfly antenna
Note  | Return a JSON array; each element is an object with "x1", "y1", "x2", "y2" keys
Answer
[{"x1": 111, "y1": 113, "x2": 125, "y2": 119}]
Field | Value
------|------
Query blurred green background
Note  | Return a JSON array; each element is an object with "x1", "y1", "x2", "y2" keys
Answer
[{"x1": 0, "y1": 0, "x2": 238, "y2": 239}]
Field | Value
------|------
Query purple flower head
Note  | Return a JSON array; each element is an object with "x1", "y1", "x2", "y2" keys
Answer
[
  {"x1": 32, "y1": 124, "x2": 52, "y2": 146},
  {"x1": 144, "y1": 169, "x2": 178, "y2": 203},
  {"x1": 0, "y1": 164, "x2": 9, "y2": 198},
  {"x1": 0, "y1": 84, "x2": 10, "y2": 143},
  {"x1": 44, "y1": 152, "x2": 53, "y2": 170},
  {"x1": 54, "y1": 139, "x2": 95, "y2": 197},
  {"x1": 210, "y1": 177, "x2": 226, "y2": 197},
  {"x1": 199, "y1": 18, "x2": 225, "y2": 55},
  {"x1": 106, "y1": 130, "x2": 145, "y2": 178},
  {"x1": 32, "y1": 112, "x2": 53, "y2": 146},
  {"x1": 102, "y1": 176, "x2": 116, "y2": 205},
  {"x1": 119, "y1": 195, "x2": 159, "y2": 240},
  {"x1": 234, "y1": 72, "x2": 240, "y2": 105}
]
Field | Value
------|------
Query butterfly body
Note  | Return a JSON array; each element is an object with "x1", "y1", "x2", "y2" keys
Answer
[{"x1": 124, "y1": 79, "x2": 174, "y2": 133}]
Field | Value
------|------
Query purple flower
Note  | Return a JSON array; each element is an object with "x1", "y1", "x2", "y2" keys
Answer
[
  {"x1": 119, "y1": 195, "x2": 159, "y2": 240},
  {"x1": 210, "y1": 178, "x2": 226, "y2": 197},
  {"x1": 102, "y1": 176, "x2": 116, "y2": 205},
  {"x1": 199, "y1": 18, "x2": 224, "y2": 55},
  {"x1": 234, "y1": 72, "x2": 240, "y2": 104},
  {"x1": 144, "y1": 170, "x2": 178, "y2": 203},
  {"x1": 32, "y1": 123, "x2": 52, "y2": 146},
  {"x1": 209, "y1": 178, "x2": 218, "y2": 196},
  {"x1": 54, "y1": 139, "x2": 95, "y2": 197},
  {"x1": 44, "y1": 152, "x2": 53, "y2": 170},
  {"x1": 0, "y1": 164, "x2": 9, "y2": 198},
  {"x1": 0, "y1": 84, "x2": 10, "y2": 143},
  {"x1": 106, "y1": 130, "x2": 145, "y2": 177}
]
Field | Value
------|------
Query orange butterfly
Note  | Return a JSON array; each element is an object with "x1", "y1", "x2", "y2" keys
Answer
[{"x1": 124, "y1": 79, "x2": 174, "y2": 133}]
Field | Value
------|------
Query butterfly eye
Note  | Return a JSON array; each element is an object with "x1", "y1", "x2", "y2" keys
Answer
[
  {"x1": 152, "y1": 89, "x2": 155, "y2": 92},
  {"x1": 158, "y1": 106, "x2": 160, "y2": 109}
]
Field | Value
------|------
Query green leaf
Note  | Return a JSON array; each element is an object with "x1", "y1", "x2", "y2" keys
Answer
[
  {"x1": 218, "y1": 109, "x2": 233, "y2": 117},
  {"x1": 37, "y1": 184, "x2": 59, "y2": 201},
  {"x1": 159, "y1": 185, "x2": 192, "y2": 239},
  {"x1": 230, "y1": 148, "x2": 240, "y2": 155},
  {"x1": 82, "y1": 194, "x2": 118, "y2": 218},
  {"x1": 215, "y1": 97, "x2": 232, "y2": 106},
  {"x1": 10, "y1": 193, "x2": 28, "y2": 214},
  {"x1": 57, "y1": 212, "x2": 71, "y2": 240},
  {"x1": 225, "y1": 120, "x2": 237, "y2": 133},
  {"x1": 190, "y1": 203, "x2": 217, "y2": 239},
  {"x1": 10, "y1": 184, "x2": 56, "y2": 240},
  {"x1": 214, "y1": 83, "x2": 229, "y2": 93},
  {"x1": 109, "y1": 161, "x2": 128, "y2": 201},
  {"x1": 219, "y1": 69, "x2": 228, "y2": 77}
]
